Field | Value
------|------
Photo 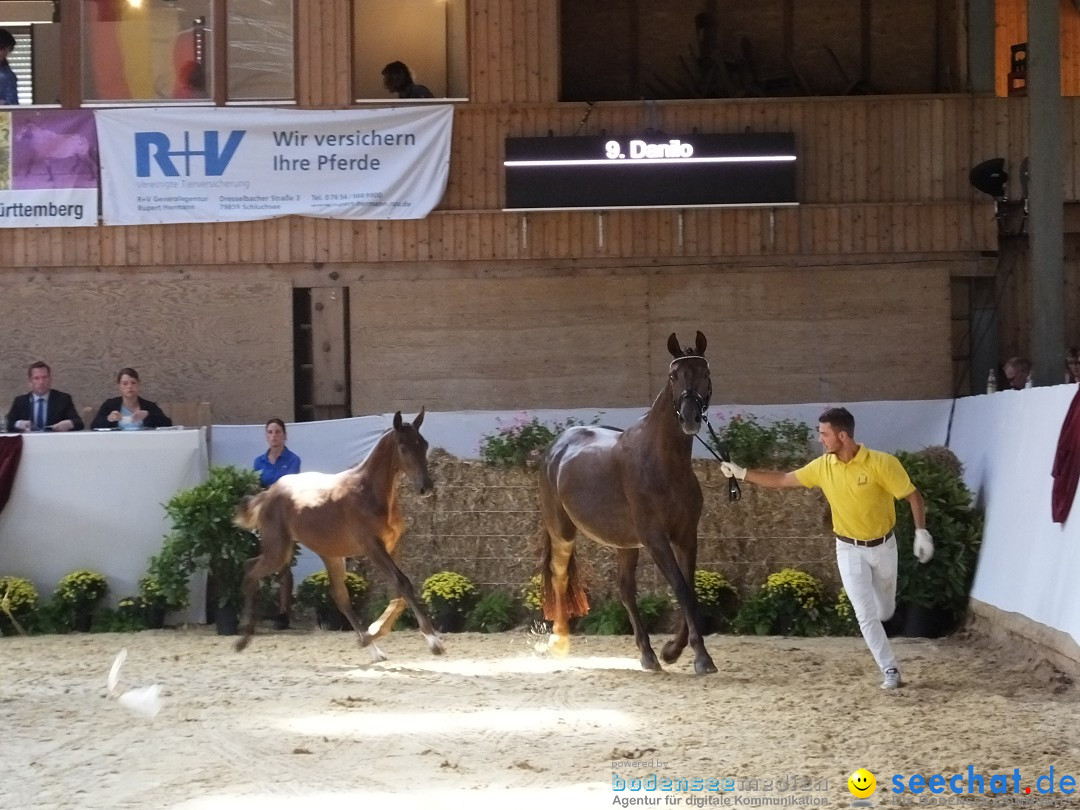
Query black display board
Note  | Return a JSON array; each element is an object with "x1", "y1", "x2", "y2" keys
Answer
[{"x1": 504, "y1": 132, "x2": 797, "y2": 211}]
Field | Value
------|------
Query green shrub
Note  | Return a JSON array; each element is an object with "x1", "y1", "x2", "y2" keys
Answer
[
  {"x1": 708, "y1": 413, "x2": 815, "y2": 469},
  {"x1": 151, "y1": 465, "x2": 262, "y2": 612},
  {"x1": 577, "y1": 598, "x2": 631, "y2": 635},
  {"x1": 0, "y1": 576, "x2": 38, "y2": 635},
  {"x1": 829, "y1": 588, "x2": 860, "y2": 636},
  {"x1": 421, "y1": 571, "x2": 477, "y2": 619},
  {"x1": 52, "y1": 570, "x2": 109, "y2": 630},
  {"x1": 521, "y1": 574, "x2": 543, "y2": 615},
  {"x1": 295, "y1": 570, "x2": 368, "y2": 613},
  {"x1": 691, "y1": 569, "x2": 738, "y2": 633},
  {"x1": 635, "y1": 593, "x2": 670, "y2": 633},
  {"x1": 479, "y1": 414, "x2": 599, "y2": 467},
  {"x1": 894, "y1": 446, "x2": 983, "y2": 626},
  {"x1": 465, "y1": 590, "x2": 518, "y2": 632},
  {"x1": 93, "y1": 599, "x2": 150, "y2": 632},
  {"x1": 733, "y1": 568, "x2": 827, "y2": 636}
]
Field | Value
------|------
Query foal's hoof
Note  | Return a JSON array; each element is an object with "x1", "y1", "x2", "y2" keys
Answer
[
  {"x1": 660, "y1": 639, "x2": 685, "y2": 664},
  {"x1": 234, "y1": 635, "x2": 251, "y2": 653},
  {"x1": 694, "y1": 657, "x2": 718, "y2": 676},
  {"x1": 427, "y1": 635, "x2": 445, "y2": 655},
  {"x1": 272, "y1": 613, "x2": 290, "y2": 631}
]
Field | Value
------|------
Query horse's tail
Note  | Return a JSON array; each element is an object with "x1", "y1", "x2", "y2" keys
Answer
[
  {"x1": 233, "y1": 492, "x2": 267, "y2": 531},
  {"x1": 539, "y1": 524, "x2": 589, "y2": 620}
]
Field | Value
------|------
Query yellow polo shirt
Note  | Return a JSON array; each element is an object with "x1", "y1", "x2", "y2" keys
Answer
[{"x1": 793, "y1": 445, "x2": 916, "y2": 540}]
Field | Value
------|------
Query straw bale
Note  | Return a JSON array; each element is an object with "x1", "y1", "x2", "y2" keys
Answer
[{"x1": 388, "y1": 455, "x2": 842, "y2": 603}]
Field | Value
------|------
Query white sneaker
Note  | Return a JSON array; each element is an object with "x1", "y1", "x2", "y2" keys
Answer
[{"x1": 881, "y1": 667, "x2": 903, "y2": 690}]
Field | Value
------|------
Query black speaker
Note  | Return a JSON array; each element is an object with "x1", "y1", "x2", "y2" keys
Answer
[{"x1": 970, "y1": 158, "x2": 1008, "y2": 198}]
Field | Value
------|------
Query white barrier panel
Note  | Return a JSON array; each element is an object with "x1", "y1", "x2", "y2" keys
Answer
[
  {"x1": 950, "y1": 385, "x2": 1080, "y2": 645},
  {"x1": 0, "y1": 429, "x2": 208, "y2": 609}
]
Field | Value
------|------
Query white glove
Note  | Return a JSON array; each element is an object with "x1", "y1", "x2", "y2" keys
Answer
[
  {"x1": 720, "y1": 461, "x2": 747, "y2": 480},
  {"x1": 913, "y1": 528, "x2": 934, "y2": 564}
]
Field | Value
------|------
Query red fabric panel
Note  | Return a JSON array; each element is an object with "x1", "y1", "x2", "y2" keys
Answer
[
  {"x1": 1051, "y1": 386, "x2": 1080, "y2": 523},
  {"x1": 0, "y1": 434, "x2": 23, "y2": 514}
]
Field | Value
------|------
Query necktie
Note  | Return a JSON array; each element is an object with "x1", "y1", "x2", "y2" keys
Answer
[{"x1": 34, "y1": 397, "x2": 44, "y2": 430}]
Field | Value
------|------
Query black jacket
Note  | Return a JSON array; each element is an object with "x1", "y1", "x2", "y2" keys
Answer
[
  {"x1": 90, "y1": 397, "x2": 173, "y2": 430},
  {"x1": 6, "y1": 390, "x2": 84, "y2": 431}
]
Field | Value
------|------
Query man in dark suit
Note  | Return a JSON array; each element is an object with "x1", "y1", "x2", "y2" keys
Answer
[{"x1": 6, "y1": 361, "x2": 83, "y2": 432}]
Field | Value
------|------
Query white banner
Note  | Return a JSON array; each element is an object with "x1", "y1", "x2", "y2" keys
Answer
[
  {"x1": 0, "y1": 110, "x2": 99, "y2": 228},
  {"x1": 96, "y1": 106, "x2": 453, "y2": 225}
]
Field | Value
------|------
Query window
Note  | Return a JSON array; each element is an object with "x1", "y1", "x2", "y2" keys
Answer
[
  {"x1": 0, "y1": 3, "x2": 56, "y2": 106},
  {"x1": 352, "y1": 0, "x2": 468, "y2": 101},
  {"x1": 227, "y1": 0, "x2": 294, "y2": 101},
  {"x1": 76, "y1": 0, "x2": 293, "y2": 104},
  {"x1": 82, "y1": 0, "x2": 214, "y2": 102}
]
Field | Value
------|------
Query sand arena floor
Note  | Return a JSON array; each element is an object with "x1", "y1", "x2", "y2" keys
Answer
[{"x1": 3, "y1": 627, "x2": 1077, "y2": 810}]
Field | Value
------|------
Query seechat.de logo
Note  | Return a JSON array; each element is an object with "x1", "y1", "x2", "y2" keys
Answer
[{"x1": 134, "y1": 130, "x2": 246, "y2": 178}]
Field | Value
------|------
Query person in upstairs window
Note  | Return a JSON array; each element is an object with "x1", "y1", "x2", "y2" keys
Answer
[
  {"x1": 0, "y1": 29, "x2": 19, "y2": 106},
  {"x1": 381, "y1": 60, "x2": 434, "y2": 99}
]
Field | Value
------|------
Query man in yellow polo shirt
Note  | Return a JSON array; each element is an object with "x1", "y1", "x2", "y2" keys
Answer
[{"x1": 720, "y1": 407, "x2": 934, "y2": 690}]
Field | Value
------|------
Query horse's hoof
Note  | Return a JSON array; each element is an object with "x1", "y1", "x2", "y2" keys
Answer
[
  {"x1": 234, "y1": 636, "x2": 251, "y2": 653},
  {"x1": 273, "y1": 614, "x2": 290, "y2": 631},
  {"x1": 427, "y1": 635, "x2": 445, "y2": 655},
  {"x1": 694, "y1": 658, "x2": 718, "y2": 676},
  {"x1": 548, "y1": 635, "x2": 570, "y2": 658},
  {"x1": 660, "y1": 640, "x2": 685, "y2": 664},
  {"x1": 640, "y1": 653, "x2": 662, "y2": 672},
  {"x1": 367, "y1": 644, "x2": 388, "y2": 664}
]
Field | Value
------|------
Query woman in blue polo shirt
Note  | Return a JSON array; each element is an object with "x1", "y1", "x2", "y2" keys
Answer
[
  {"x1": 253, "y1": 417, "x2": 301, "y2": 629},
  {"x1": 253, "y1": 418, "x2": 300, "y2": 487}
]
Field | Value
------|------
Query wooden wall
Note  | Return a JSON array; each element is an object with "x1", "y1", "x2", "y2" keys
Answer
[
  {"x1": 348, "y1": 264, "x2": 953, "y2": 414},
  {"x1": 0, "y1": 275, "x2": 293, "y2": 426},
  {"x1": 995, "y1": 0, "x2": 1080, "y2": 97},
  {"x1": 4, "y1": 2, "x2": 1078, "y2": 421}
]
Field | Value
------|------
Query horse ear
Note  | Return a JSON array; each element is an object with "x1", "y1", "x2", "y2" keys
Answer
[
  {"x1": 393, "y1": 411, "x2": 403, "y2": 430},
  {"x1": 413, "y1": 406, "x2": 425, "y2": 429},
  {"x1": 667, "y1": 332, "x2": 681, "y2": 358},
  {"x1": 695, "y1": 331, "x2": 707, "y2": 355}
]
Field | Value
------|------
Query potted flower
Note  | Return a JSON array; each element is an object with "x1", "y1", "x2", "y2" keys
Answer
[
  {"x1": 829, "y1": 588, "x2": 860, "y2": 636},
  {"x1": 421, "y1": 571, "x2": 477, "y2": 633},
  {"x1": 691, "y1": 569, "x2": 738, "y2": 634},
  {"x1": 150, "y1": 465, "x2": 263, "y2": 635},
  {"x1": 0, "y1": 575, "x2": 39, "y2": 636},
  {"x1": 732, "y1": 568, "x2": 827, "y2": 637},
  {"x1": 52, "y1": 569, "x2": 109, "y2": 632},
  {"x1": 295, "y1": 570, "x2": 368, "y2": 630},
  {"x1": 520, "y1": 574, "x2": 543, "y2": 620},
  {"x1": 137, "y1": 575, "x2": 169, "y2": 629}
]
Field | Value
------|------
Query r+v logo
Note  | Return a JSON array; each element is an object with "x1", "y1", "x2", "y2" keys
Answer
[{"x1": 134, "y1": 130, "x2": 246, "y2": 177}]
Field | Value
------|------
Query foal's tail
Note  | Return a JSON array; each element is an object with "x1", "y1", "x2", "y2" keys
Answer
[
  {"x1": 539, "y1": 525, "x2": 589, "y2": 620},
  {"x1": 232, "y1": 492, "x2": 268, "y2": 531}
]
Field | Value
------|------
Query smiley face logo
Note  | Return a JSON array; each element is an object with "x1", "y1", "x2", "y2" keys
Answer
[{"x1": 848, "y1": 768, "x2": 876, "y2": 798}]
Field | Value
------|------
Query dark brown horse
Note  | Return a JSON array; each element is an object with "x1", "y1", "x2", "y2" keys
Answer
[
  {"x1": 539, "y1": 332, "x2": 717, "y2": 674},
  {"x1": 233, "y1": 409, "x2": 443, "y2": 660}
]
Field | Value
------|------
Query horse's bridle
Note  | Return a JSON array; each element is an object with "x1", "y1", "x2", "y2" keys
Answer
[
  {"x1": 669, "y1": 354, "x2": 712, "y2": 424},
  {"x1": 669, "y1": 354, "x2": 741, "y2": 502}
]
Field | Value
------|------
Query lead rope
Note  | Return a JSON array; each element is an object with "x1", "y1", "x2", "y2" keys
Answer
[{"x1": 696, "y1": 416, "x2": 741, "y2": 502}]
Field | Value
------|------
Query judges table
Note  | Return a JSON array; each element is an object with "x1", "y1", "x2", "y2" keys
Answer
[{"x1": 0, "y1": 429, "x2": 208, "y2": 611}]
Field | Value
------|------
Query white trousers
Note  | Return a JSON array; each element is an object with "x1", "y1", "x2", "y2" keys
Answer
[{"x1": 835, "y1": 534, "x2": 899, "y2": 674}]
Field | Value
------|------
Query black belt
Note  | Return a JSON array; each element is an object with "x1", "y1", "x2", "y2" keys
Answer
[{"x1": 836, "y1": 531, "x2": 893, "y2": 548}]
